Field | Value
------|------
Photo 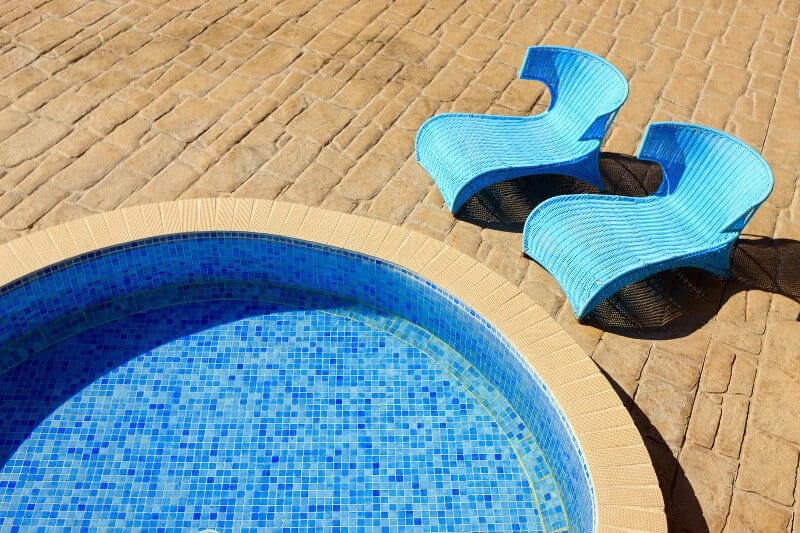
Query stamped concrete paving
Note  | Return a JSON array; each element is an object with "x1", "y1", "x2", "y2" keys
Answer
[{"x1": 0, "y1": 0, "x2": 798, "y2": 530}]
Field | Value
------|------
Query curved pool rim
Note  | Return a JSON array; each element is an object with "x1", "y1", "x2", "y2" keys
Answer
[{"x1": 0, "y1": 199, "x2": 666, "y2": 531}]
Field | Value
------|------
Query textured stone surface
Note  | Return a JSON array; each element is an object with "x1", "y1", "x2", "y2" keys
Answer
[
  {"x1": 727, "y1": 491, "x2": 792, "y2": 532},
  {"x1": 155, "y1": 98, "x2": 224, "y2": 143},
  {"x1": 0, "y1": 119, "x2": 71, "y2": 167},
  {"x1": 686, "y1": 393, "x2": 721, "y2": 449},
  {"x1": 636, "y1": 376, "x2": 694, "y2": 448},
  {"x1": 751, "y1": 363, "x2": 800, "y2": 445},
  {"x1": 672, "y1": 444, "x2": 737, "y2": 533},
  {"x1": 737, "y1": 429, "x2": 799, "y2": 506},
  {"x1": 0, "y1": 1, "x2": 799, "y2": 530}
]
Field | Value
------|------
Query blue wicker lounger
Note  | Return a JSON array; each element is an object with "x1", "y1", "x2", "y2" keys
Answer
[
  {"x1": 522, "y1": 122, "x2": 774, "y2": 319},
  {"x1": 415, "y1": 46, "x2": 629, "y2": 213}
]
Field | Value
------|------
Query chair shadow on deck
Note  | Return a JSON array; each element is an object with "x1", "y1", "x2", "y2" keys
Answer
[
  {"x1": 457, "y1": 152, "x2": 799, "y2": 531},
  {"x1": 457, "y1": 152, "x2": 800, "y2": 336}
]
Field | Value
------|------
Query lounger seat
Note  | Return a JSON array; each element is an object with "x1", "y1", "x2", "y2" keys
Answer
[
  {"x1": 522, "y1": 123, "x2": 774, "y2": 318},
  {"x1": 415, "y1": 46, "x2": 629, "y2": 213}
]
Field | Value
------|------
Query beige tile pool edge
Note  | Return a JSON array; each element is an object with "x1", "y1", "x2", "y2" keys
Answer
[{"x1": 0, "y1": 199, "x2": 667, "y2": 532}]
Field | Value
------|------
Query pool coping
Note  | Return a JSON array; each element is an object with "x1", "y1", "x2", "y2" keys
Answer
[{"x1": 0, "y1": 198, "x2": 667, "y2": 532}]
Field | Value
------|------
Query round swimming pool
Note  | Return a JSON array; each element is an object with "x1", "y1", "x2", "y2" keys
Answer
[{"x1": 0, "y1": 201, "x2": 666, "y2": 531}]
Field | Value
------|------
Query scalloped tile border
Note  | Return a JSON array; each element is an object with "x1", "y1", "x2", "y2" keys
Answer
[{"x1": 0, "y1": 199, "x2": 667, "y2": 532}]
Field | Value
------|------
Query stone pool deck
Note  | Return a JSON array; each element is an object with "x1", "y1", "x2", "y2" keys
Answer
[{"x1": 0, "y1": 0, "x2": 798, "y2": 530}]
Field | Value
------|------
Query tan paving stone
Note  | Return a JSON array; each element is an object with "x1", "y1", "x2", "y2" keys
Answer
[
  {"x1": 78, "y1": 168, "x2": 147, "y2": 211},
  {"x1": 39, "y1": 91, "x2": 99, "y2": 124},
  {"x1": 286, "y1": 101, "x2": 353, "y2": 145},
  {"x1": 592, "y1": 336, "x2": 651, "y2": 382},
  {"x1": 138, "y1": 163, "x2": 199, "y2": 201},
  {"x1": 763, "y1": 320, "x2": 800, "y2": 375},
  {"x1": 53, "y1": 142, "x2": 126, "y2": 191},
  {"x1": 714, "y1": 394, "x2": 749, "y2": 458},
  {"x1": 441, "y1": 220, "x2": 481, "y2": 256},
  {"x1": 371, "y1": 128, "x2": 416, "y2": 163},
  {"x1": 742, "y1": 203, "x2": 779, "y2": 237},
  {"x1": 81, "y1": 99, "x2": 139, "y2": 136},
  {"x1": 269, "y1": 93, "x2": 308, "y2": 126},
  {"x1": 423, "y1": 67, "x2": 474, "y2": 102},
  {"x1": 555, "y1": 306, "x2": 603, "y2": 354},
  {"x1": 737, "y1": 429, "x2": 799, "y2": 506},
  {"x1": 52, "y1": 129, "x2": 100, "y2": 160},
  {"x1": 17, "y1": 18, "x2": 82, "y2": 53},
  {"x1": 193, "y1": 18, "x2": 242, "y2": 50},
  {"x1": 0, "y1": 184, "x2": 69, "y2": 231},
  {"x1": 68, "y1": 2, "x2": 115, "y2": 25},
  {"x1": 406, "y1": 202, "x2": 455, "y2": 238},
  {"x1": 728, "y1": 354, "x2": 757, "y2": 397},
  {"x1": 654, "y1": 327, "x2": 712, "y2": 367},
  {"x1": 236, "y1": 43, "x2": 299, "y2": 78},
  {"x1": 270, "y1": 23, "x2": 316, "y2": 49},
  {"x1": 0, "y1": 108, "x2": 30, "y2": 140},
  {"x1": 56, "y1": 49, "x2": 118, "y2": 85},
  {"x1": 206, "y1": 76, "x2": 257, "y2": 106},
  {"x1": 265, "y1": 137, "x2": 320, "y2": 182},
  {"x1": 715, "y1": 324, "x2": 762, "y2": 356},
  {"x1": 362, "y1": 179, "x2": 423, "y2": 224},
  {"x1": 727, "y1": 491, "x2": 792, "y2": 532},
  {"x1": 687, "y1": 392, "x2": 722, "y2": 448},
  {"x1": 280, "y1": 162, "x2": 343, "y2": 206},
  {"x1": 105, "y1": 117, "x2": 151, "y2": 151},
  {"x1": 9, "y1": 13, "x2": 53, "y2": 45},
  {"x1": 234, "y1": 172, "x2": 290, "y2": 200},
  {"x1": 118, "y1": 37, "x2": 187, "y2": 73},
  {"x1": 700, "y1": 342, "x2": 735, "y2": 393},
  {"x1": 103, "y1": 28, "x2": 149, "y2": 56},
  {"x1": 33, "y1": 195, "x2": 94, "y2": 229},
  {"x1": 122, "y1": 134, "x2": 185, "y2": 178},
  {"x1": 154, "y1": 98, "x2": 224, "y2": 143},
  {"x1": 0, "y1": 119, "x2": 71, "y2": 167},
  {"x1": 0, "y1": 191, "x2": 23, "y2": 220},
  {"x1": 333, "y1": 78, "x2": 382, "y2": 110},
  {"x1": 647, "y1": 348, "x2": 702, "y2": 391},
  {"x1": 319, "y1": 191, "x2": 356, "y2": 214},
  {"x1": 635, "y1": 376, "x2": 694, "y2": 448},
  {"x1": 672, "y1": 444, "x2": 737, "y2": 533},
  {"x1": 519, "y1": 278, "x2": 564, "y2": 318},
  {"x1": 138, "y1": 90, "x2": 180, "y2": 124},
  {"x1": 0, "y1": 65, "x2": 44, "y2": 98},
  {"x1": 194, "y1": 145, "x2": 266, "y2": 193},
  {"x1": 336, "y1": 153, "x2": 398, "y2": 200},
  {"x1": 145, "y1": 65, "x2": 191, "y2": 96},
  {"x1": 0, "y1": 158, "x2": 39, "y2": 193},
  {"x1": 220, "y1": 36, "x2": 262, "y2": 62},
  {"x1": 751, "y1": 362, "x2": 800, "y2": 446},
  {"x1": 12, "y1": 155, "x2": 71, "y2": 196}
]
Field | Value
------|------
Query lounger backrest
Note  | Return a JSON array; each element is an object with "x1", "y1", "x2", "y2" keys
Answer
[
  {"x1": 519, "y1": 46, "x2": 629, "y2": 141},
  {"x1": 638, "y1": 122, "x2": 774, "y2": 236}
]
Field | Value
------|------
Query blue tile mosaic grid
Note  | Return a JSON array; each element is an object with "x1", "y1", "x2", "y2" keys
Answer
[
  {"x1": 0, "y1": 233, "x2": 594, "y2": 531},
  {"x1": 1, "y1": 285, "x2": 562, "y2": 531}
]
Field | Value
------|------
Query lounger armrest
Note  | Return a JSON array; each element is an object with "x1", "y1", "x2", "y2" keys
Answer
[
  {"x1": 581, "y1": 109, "x2": 619, "y2": 141},
  {"x1": 637, "y1": 123, "x2": 682, "y2": 164},
  {"x1": 636, "y1": 122, "x2": 689, "y2": 195},
  {"x1": 722, "y1": 205, "x2": 760, "y2": 233},
  {"x1": 518, "y1": 47, "x2": 559, "y2": 110}
]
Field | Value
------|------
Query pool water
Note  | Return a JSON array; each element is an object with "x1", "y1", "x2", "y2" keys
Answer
[{"x1": 0, "y1": 282, "x2": 566, "y2": 531}]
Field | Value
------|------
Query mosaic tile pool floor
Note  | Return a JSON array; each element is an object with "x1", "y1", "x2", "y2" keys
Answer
[{"x1": 0, "y1": 283, "x2": 568, "y2": 531}]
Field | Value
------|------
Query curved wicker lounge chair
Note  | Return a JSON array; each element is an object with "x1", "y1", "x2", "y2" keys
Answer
[
  {"x1": 522, "y1": 122, "x2": 774, "y2": 319},
  {"x1": 415, "y1": 46, "x2": 629, "y2": 213}
]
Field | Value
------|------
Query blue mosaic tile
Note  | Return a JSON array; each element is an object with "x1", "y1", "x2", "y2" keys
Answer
[{"x1": 0, "y1": 233, "x2": 594, "y2": 531}]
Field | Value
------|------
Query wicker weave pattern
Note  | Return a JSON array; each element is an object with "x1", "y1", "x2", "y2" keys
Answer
[
  {"x1": 522, "y1": 122, "x2": 775, "y2": 318},
  {"x1": 415, "y1": 46, "x2": 629, "y2": 213}
]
